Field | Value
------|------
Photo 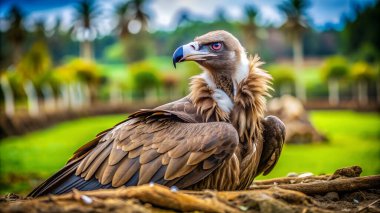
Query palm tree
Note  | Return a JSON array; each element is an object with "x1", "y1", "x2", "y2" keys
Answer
[
  {"x1": 216, "y1": 8, "x2": 227, "y2": 22},
  {"x1": 278, "y1": 0, "x2": 310, "y2": 101},
  {"x1": 351, "y1": 61, "x2": 376, "y2": 106},
  {"x1": 321, "y1": 56, "x2": 349, "y2": 106},
  {"x1": 0, "y1": 74, "x2": 15, "y2": 117},
  {"x1": 34, "y1": 19, "x2": 57, "y2": 112},
  {"x1": 71, "y1": 0, "x2": 100, "y2": 60},
  {"x1": 5, "y1": 5, "x2": 26, "y2": 66},
  {"x1": 2, "y1": 6, "x2": 25, "y2": 117},
  {"x1": 114, "y1": 0, "x2": 150, "y2": 62},
  {"x1": 115, "y1": 1, "x2": 132, "y2": 40},
  {"x1": 49, "y1": 17, "x2": 63, "y2": 64},
  {"x1": 131, "y1": 0, "x2": 149, "y2": 31},
  {"x1": 241, "y1": 5, "x2": 258, "y2": 54},
  {"x1": 53, "y1": 16, "x2": 62, "y2": 35},
  {"x1": 34, "y1": 19, "x2": 46, "y2": 41},
  {"x1": 18, "y1": 19, "x2": 52, "y2": 116},
  {"x1": 176, "y1": 9, "x2": 192, "y2": 27},
  {"x1": 115, "y1": 0, "x2": 149, "y2": 35}
]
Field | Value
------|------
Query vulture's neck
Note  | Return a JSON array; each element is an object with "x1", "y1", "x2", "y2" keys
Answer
[
  {"x1": 210, "y1": 74, "x2": 234, "y2": 100},
  {"x1": 189, "y1": 54, "x2": 271, "y2": 124},
  {"x1": 232, "y1": 55, "x2": 272, "y2": 188},
  {"x1": 189, "y1": 54, "x2": 272, "y2": 189}
]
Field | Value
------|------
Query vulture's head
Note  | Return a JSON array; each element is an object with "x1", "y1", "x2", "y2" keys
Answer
[{"x1": 173, "y1": 30, "x2": 249, "y2": 98}]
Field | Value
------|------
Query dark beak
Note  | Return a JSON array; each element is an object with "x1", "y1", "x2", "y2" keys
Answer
[
  {"x1": 171, "y1": 41, "x2": 216, "y2": 68},
  {"x1": 172, "y1": 46, "x2": 184, "y2": 68}
]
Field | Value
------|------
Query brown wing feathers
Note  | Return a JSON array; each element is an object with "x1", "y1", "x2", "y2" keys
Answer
[
  {"x1": 28, "y1": 38, "x2": 285, "y2": 198},
  {"x1": 29, "y1": 110, "x2": 239, "y2": 197},
  {"x1": 257, "y1": 116, "x2": 286, "y2": 176},
  {"x1": 75, "y1": 116, "x2": 239, "y2": 188}
]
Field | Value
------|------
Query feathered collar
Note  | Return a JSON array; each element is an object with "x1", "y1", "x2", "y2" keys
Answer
[{"x1": 189, "y1": 55, "x2": 272, "y2": 127}]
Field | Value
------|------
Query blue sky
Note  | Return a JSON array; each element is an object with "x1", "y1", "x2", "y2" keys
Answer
[{"x1": 0, "y1": 0, "x2": 377, "y2": 33}]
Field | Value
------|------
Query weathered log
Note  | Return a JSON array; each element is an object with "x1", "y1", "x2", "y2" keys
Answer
[
  {"x1": 253, "y1": 175, "x2": 331, "y2": 185},
  {"x1": 250, "y1": 175, "x2": 380, "y2": 195},
  {"x1": 1, "y1": 168, "x2": 379, "y2": 213},
  {"x1": 2, "y1": 186, "x2": 322, "y2": 213},
  {"x1": 38, "y1": 184, "x2": 238, "y2": 213}
]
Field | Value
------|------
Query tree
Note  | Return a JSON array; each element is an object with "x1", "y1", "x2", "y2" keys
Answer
[
  {"x1": 18, "y1": 20, "x2": 52, "y2": 82},
  {"x1": 321, "y1": 56, "x2": 349, "y2": 106},
  {"x1": 114, "y1": 0, "x2": 150, "y2": 62},
  {"x1": 5, "y1": 5, "x2": 26, "y2": 66},
  {"x1": 278, "y1": 0, "x2": 310, "y2": 101},
  {"x1": 11, "y1": 18, "x2": 53, "y2": 116},
  {"x1": 350, "y1": 61, "x2": 376, "y2": 106},
  {"x1": 34, "y1": 19, "x2": 46, "y2": 40},
  {"x1": 34, "y1": 19, "x2": 57, "y2": 112},
  {"x1": 52, "y1": 58, "x2": 100, "y2": 109},
  {"x1": 341, "y1": 1, "x2": 380, "y2": 58},
  {"x1": 129, "y1": 60, "x2": 159, "y2": 101},
  {"x1": 0, "y1": 73, "x2": 15, "y2": 117},
  {"x1": 49, "y1": 17, "x2": 64, "y2": 64},
  {"x1": 269, "y1": 65, "x2": 296, "y2": 96},
  {"x1": 115, "y1": 1, "x2": 132, "y2": 40},
  {"x1": 114, "y1": 1, "x2": 133, "y2": 62},
  {"x1": 216, "y1": 8, "x2": 227, "y2": 22},
  {"x1": 71, "y1": 0, "x2": 100, "y2": 60},
  {"x1": 161, "y1": 73, "x2": 180, "y2": 100},
  {"x1": 115, "y1": 0, "x2": 149, "y2": 35},
  {"x1": 130, "y1": 0, "x2": 149, "y2": 32},
  {"x1": 241, "y1": 5, "x2": 258, "y2": 54},
  {"x1": 2, "y1": 6, "x2": 26, "y2": 117},
  {"x1": 175, "y1": 9, "x2": 192, "y2": 28},
  {"x1": 18, "y1": 41, "x2": 52, "y2": 116},
  {"x1": 376, "y1": 64, "x2": 380, "y2": 104}
]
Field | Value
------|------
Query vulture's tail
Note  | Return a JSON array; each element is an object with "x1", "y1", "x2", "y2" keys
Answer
[
  {"x1": 28, "y1": 129, "x2": 113, "y2": 197},
  {"x1": 28, "y1": 157, "x2": 113, "y2": 197}
]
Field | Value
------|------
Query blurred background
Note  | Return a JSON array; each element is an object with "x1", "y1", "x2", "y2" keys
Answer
[{"x1": 0, "y1": 0, "x2": 379, "y2": 195}]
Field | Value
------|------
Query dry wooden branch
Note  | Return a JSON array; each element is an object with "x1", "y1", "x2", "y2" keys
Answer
[
  {"x1": 250, "y1": 175, "x2": 380, "y2": 195},
  {"x1": 1, "y1": 169, "x2": 379, "y2": 213},
  {"x1": 254, "y1": 166, "x2": 364, "y2": 186},
  {"x1": 253, "y1": 175, "x2": 331, "y2": 185},
  {"x1": 357, "y1": 199, "x2": 380, "y2": 212},
  {"x1": 40, "y1": 184, "x2": 239, "y2": 213}
]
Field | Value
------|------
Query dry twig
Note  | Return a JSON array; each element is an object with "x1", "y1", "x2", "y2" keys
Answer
[{"x1": 250, "y1": 175, "x2": 380, "y2": 195}]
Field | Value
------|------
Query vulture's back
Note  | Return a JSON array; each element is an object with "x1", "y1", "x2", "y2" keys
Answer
[{"x1": 28, "y1": 98, "x2": 240, "y2": 197}]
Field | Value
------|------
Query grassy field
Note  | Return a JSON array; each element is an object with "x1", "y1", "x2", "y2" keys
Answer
[
  {"x1": 0, "y1": 110, "x2": 379, "y2": 194},
  {"x1": 259, "y1": 110, "x2": 380, "y2": 179}
]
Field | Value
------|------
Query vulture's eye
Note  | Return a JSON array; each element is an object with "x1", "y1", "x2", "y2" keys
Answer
[{"x1": 210, "y1": 42, "x2": 223, "y2": 51}]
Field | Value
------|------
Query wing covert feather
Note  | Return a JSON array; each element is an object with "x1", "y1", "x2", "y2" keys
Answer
[
  {"x1": 74, "y1": 111, "x2": 239, "y2": 189},
  {"x1": 29, "y1": 102, "x2": 239, "y2": 197},
  {"x1": 257, "y1": 115, "x2": 286, "y2": 176}
]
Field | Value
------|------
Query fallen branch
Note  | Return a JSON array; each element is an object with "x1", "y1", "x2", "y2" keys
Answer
[
  {"x1": 1, "y1": 167, "x2": 379, "y2": 213},
  {"x1": 253, "y1": 175, "x2": 330, "y2": 185},
  {"x1": 358, "y1": 199, "x2": 380, "y2": 212},
  {"x1": 250, "y1": 175, "x2": 380, "y2": 195},
  {"x1": 39, "y1": 184, "x2": 238, "y2": 213},
  {"x1": 5, "y1": 186, "x2": 318, "y2": 213},
  {"x1": 254, "y1": 166, "x2": 363, "y2": 186}
]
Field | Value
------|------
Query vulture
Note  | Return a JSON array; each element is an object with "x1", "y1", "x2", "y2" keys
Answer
[{"x1": 29, "y1": 30, "x2": 285, "y2": 197}]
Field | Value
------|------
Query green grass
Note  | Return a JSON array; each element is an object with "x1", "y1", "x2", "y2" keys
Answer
[
  {"x1": 0, "y1": 110, "x2": 379, "y2": 194},
  {"x1": 300, "y1": 67, "x2": 322, "y2": 84},
  {"x1": 0, "y1": 114, "x2": 127, "y2": 194},
  {"x1": 259, "y1": 110, "x2": 380, "y2": 179}
]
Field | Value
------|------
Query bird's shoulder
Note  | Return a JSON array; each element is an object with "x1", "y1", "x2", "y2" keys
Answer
[
  {"x1": 152, "y1": 96, "x2": 204, "y2": 123},
  {"x1": 69, "y1": 98, "x2": 239, "y2": 188},
  {"x1": 67, "y1": 97, "x2": 200, "y2": 163}
]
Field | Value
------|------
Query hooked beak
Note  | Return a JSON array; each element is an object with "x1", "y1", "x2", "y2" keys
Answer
[{"x1": 172, "y1": 42, "x2": 216, "y2": 68}]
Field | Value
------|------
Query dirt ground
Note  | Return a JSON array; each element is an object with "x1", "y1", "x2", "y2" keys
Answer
[{"x1": 1, "y1": 166, "x2": 379, "y2": 213}]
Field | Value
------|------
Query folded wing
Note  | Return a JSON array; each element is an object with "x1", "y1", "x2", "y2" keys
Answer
[
  {"x1": 257, "y1": 115, "x2": 286, "y2": 176},
  {"x1": 29, "y1": 110, "x2": 238, "y2": 197}
]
